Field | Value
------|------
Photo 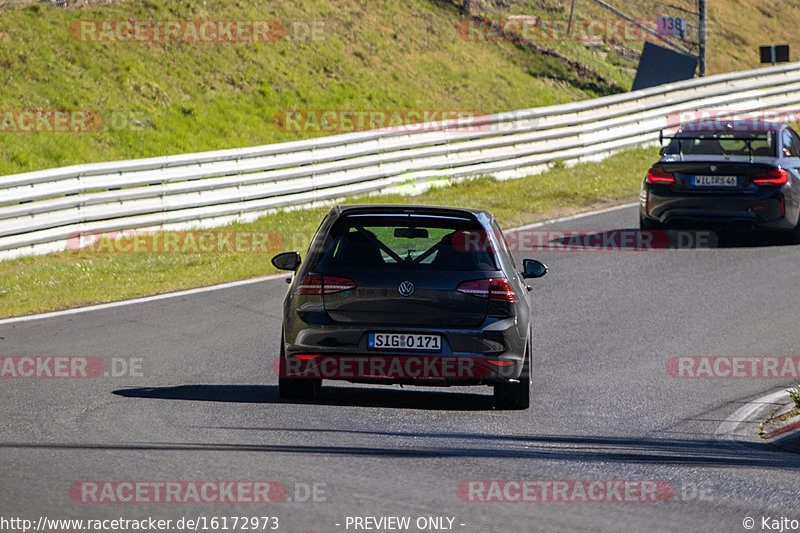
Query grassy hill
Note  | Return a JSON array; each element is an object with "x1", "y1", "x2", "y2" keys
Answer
[
  {"x1": 0, "y1": 0, "x2": 624, "y2": 176},
  {"x1": 1, "y1": 0, "x2": 795, "y2": 178},
  {"x1": 2, "y1": 0, "x2": 788, "y2": 176},
  {"x1": 503, "y1": 0, "x2": 796, "y2": 76}
]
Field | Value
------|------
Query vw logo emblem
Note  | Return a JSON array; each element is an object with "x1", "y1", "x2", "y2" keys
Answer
[
  {"x1": 398, "y1": 281, "x2": 415, "y2": 297},
  {"x1": 710, "y1": 165, "x2": 717, "y2": 172}
]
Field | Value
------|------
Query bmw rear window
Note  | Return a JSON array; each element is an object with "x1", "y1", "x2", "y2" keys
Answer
[
  {"x1": 316, "y1": 216, "x2": 498, "y2": 270},
  {"x1": 665, "y1": 131, "x2": 775, "y2": 157}
]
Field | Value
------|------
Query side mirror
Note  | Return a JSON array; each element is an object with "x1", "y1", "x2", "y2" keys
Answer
[
  {"x1": 522, "y1": 259, "x2": 548, "y2": 279},
  {"x1": 272, "y1": 251, "x2": 301, "y2": 271},
  {"x1": 659, "y1": 146, "x2": 668, "y2": 156}
]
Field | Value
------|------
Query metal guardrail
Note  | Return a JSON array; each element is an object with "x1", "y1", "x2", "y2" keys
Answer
[{"x1": 2, "y1": 62, "x2": 800, "y2": 259}]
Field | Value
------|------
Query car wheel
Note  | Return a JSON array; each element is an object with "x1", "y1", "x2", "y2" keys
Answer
[
  {"x1": 786, "y1": 215, "x2": 800, "y2": 244},
  {"x1": 277, "y1": 335, "x2": 321, "y2": 401},
  {"x1": 279, "y1": 377, "x2": 321, "y2": 400},
  {"x1": 639, "y1": 214, "x2": 662, "y2": 231},
  {"x1": 493, "y1": 333, "x2": 531, "y2": 410}
]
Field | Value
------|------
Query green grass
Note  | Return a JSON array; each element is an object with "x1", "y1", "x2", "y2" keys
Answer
[
  {"x1": 0, "y1": 144, "x2": 656, "y2": 318},
  {"x1": 0, "y1": 0, "x2": 621, "y2": 176},
  {"x1": 0, "y1": 0, "x2": 789, "y2": 176},
  {"x1": 790, "y1": 380, "x2": 800, "y2": 409},
  {"x1": 517, "y1": 0, "x2": 798, "y2": 77}
]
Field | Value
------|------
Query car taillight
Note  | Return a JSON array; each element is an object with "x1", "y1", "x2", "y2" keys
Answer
[
  {"x1": 489, "y1": 278, "x2": 518, "y2": 302},
  {"x1": 322, "y1": 276, "x2": 357, "y2": 293},
  {"x1": 297, "y1": 274, "x2": 356, "y2": 295},
  {"x1": 753, "y1": 167, "x2": 789, "y2": 185},
  {"x1": 456, "y1": 278, "x2": 518, "y2": 302},
  {"x1": 646, "y1": 166, "x2": 675, "y2": 184}
]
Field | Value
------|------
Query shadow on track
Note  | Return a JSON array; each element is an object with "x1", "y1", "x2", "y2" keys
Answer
[
  {"x1": 95, "y1": 385, "x2": 800, "y2": 467},
  {"x1": 111, "y1": 384, "x2": 495, "y2": 411},
  {"x1": 709, "y1": 230, "x2": 796, "y2": 248},
  {"x1": 2, "y1": 432, "x2": 798, "y2": 469}
]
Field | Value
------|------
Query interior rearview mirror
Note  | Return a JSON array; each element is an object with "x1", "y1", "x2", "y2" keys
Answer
[
  {"x1": 522, "y1": 259, "x2": 548, "y2": 279},
  {"x1": 272, "y1": 251, "x2": 302, "y2": 271},
  {"x1": 394, "y1": 227, "x2": 428, "y2": 239}
]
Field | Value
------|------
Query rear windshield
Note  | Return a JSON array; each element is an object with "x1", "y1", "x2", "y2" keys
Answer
[
  {"x1": 666, "y1": 132, "x2": 775, "y2": 157},
  {"x1": 316, "y1": 216, "x2": 498, "y2": 271}
]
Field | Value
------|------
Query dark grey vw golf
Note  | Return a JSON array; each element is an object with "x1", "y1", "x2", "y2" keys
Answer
[{"x1": 271, "y1": 204, "x2": 547, "y2": 409}]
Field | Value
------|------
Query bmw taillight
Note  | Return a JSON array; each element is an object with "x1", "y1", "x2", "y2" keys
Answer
[
  {"x1": 646, "y1": 166, "x2": 675, "y2": 184},
  {"x1": 753, "y1": 167, "x2": 789, "y2": 185},
  {"x1": 297, "y1": 274, "x2": 356, "y2": 295},
  {"x1": 456, "y1": 278, "x2": 518, "y2": 302}
]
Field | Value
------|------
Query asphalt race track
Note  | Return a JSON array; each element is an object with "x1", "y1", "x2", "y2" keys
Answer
[{"x1": 2, "y1": 205, "x2": 800, "y2": 532}]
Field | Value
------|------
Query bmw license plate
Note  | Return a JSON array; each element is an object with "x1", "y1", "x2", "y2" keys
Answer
[
  {"x1": 368, "y1": 333, "x2": 441, "y2": 351},
  {"x1": 692, "y1": 175, "x2": 738, "y2": 187}
]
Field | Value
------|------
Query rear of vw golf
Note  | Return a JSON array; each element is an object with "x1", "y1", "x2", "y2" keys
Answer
[{"x1": 271, "y1": 205, "x2": 547, "y2": 409}]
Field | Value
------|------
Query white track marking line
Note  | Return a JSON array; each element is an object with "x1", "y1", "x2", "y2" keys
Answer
[
  {"x1": 511, "y1": 202, "x2": 638, "y2": 231},
  {"x1": 0, "y1": 203, "x2": 640, "y2": 325},
  {"x1": 714, "y1": 389, "x2": 789, "y2": 442},
  {"x1": 0, "y1": 273, "x2": 287, "y2": 326}
]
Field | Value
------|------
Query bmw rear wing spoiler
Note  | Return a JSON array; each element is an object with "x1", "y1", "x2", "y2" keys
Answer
[{"x1": 658, "y1": 130, "x2": 774, "y2": 162}]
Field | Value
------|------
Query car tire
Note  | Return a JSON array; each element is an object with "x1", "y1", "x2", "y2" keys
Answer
[
  {"x1": 639, "y1": 215, "x2": 662, "y2": 231},
  {"x1": 278, "y1": 377, "x2": 321, "y2": 400},
  {"x1": 493, "y1": 332, "x2": 532, "y2": 410},
  {"x1": 277, "y1": 336, "x2": 321, "y2": 401},
  {"x1": 786, "y1": 215, "x2": 800, "y2": 244}
]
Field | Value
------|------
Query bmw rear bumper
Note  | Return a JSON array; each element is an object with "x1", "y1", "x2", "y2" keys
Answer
[{"x1": 640, "y1": 185, "x2": 796, "y2": 231}]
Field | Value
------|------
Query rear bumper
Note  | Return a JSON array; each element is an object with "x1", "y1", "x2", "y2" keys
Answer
[
  {"x1": 640, "y1": 184, "x2": 796, "y2": 230},
  {"x1": 281, "y1": 318, "x2": 526, "y2": 385}
]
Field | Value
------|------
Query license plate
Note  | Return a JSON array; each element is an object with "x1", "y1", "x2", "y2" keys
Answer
[
  {"x1": 692, "y1": 175, "x2": 738, "y2": 187},
  {"x1": 368, "y1": 333, "x2": 442, "y2": 351}
]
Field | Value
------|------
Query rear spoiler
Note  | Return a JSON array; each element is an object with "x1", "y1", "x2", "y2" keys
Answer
[
  {"x1": 658, "y1": 131, "x2": 773, "y2": 162},
  {"x1": 336, "y1": 205, "x2": 482, "y2": 220}
]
